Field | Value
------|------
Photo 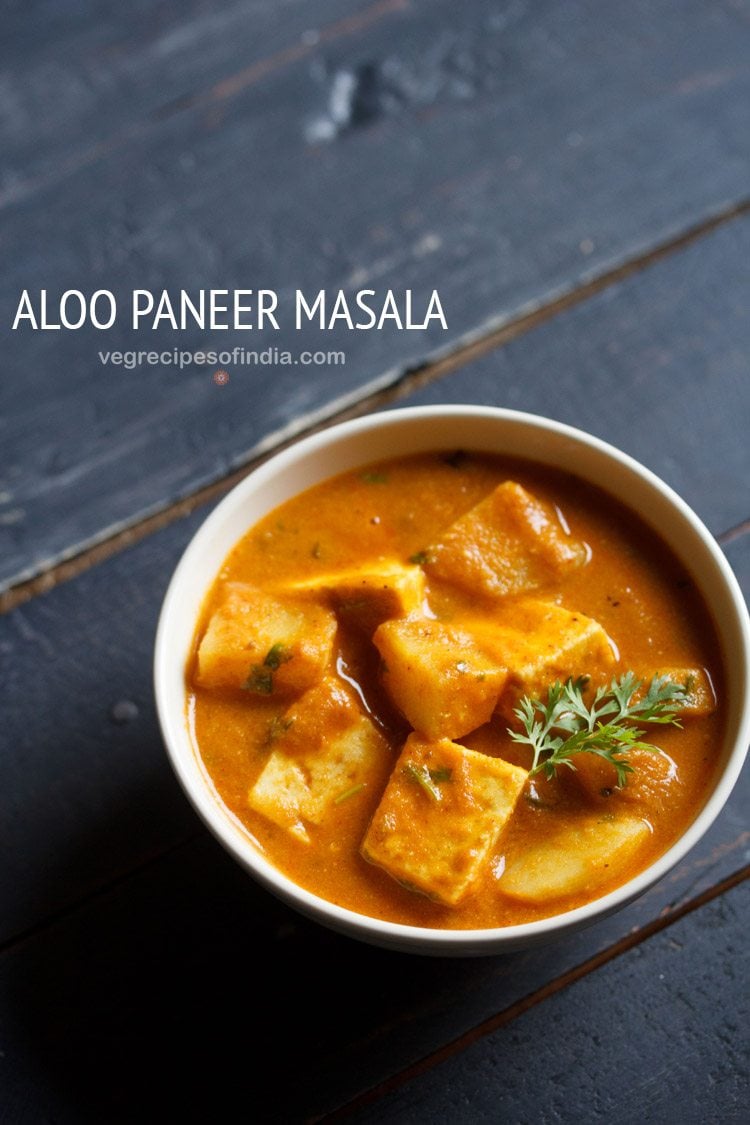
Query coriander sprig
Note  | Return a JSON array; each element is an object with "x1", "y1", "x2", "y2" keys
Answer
[
  {"x1": 402, "y1": 762, "x2": 452, "y2": 802},
  {"x1": 508, "y1": 673, "x2": 687, "y2": 787}
]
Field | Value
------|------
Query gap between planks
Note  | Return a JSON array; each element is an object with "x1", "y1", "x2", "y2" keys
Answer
[
  {"x1": 2, "y1": 193, "x2": 750, "y2": 618},
  {"x1": 0, "y1": 814, "x2": 746, "y2": 1100},
  {"x1": 313, "y1": 862, "x2": 750, "y2": 1124},
  {"x1": 0, "y1": 830, "x2": 204, "y2": 959},
  {"x1": 720, "y1": 516, "x2": 750, "y2": 545}
]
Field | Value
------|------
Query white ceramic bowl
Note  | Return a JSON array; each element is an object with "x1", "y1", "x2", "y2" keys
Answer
[{"x1": 154, "y1": 405, "x2": 750, "y2": 955}]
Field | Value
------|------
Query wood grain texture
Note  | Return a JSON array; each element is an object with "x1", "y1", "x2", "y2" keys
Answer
[
  {"x1": 2, "y1": 0, "x2": 750, "y2": 589},
  {"x1": 0, "y1": 504, "x2": 205, "y2": 945},
  {"x1": 0, "y1": 391, "x2": 747, "y2": 1119},
  {"x1": 2, "y1": 209, "x2": 748, "y2": 945},
  {"x1": 0, "y1": 0, "x2": 379, "y2": 196},
  {"x1": 3, "y1": 494, "x2": 744, "y2": 950},
  {"x1": 342, "y1": 879, "x2": 750, "y2": 1125},
  {"x1": 2, "y1": 186, "x2": 749, "y2": 1121},
  {"x1": 1, "y1": 823, "x2": 748, "y2": 1124},
  {"x1": 393, "y1": 213, "x2": 750, "y2": 537}
]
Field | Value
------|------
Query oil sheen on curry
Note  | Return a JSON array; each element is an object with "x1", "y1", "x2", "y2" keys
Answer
[{"x1": 187, "y1": 452, "x2": 723, "y2": 929}]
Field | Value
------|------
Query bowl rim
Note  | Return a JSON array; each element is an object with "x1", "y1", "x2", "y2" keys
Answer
[{"x1": 154, "y1": 404, "x2": 750, "y2": 952}]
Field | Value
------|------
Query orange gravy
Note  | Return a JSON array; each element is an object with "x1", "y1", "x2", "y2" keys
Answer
[{"x1": 188, "y1": 452, "x2": 724, "y2": 929}]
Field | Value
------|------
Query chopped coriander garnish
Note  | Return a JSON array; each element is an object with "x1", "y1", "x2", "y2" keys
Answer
[
  {"x1": 244, "y1": 643, "x2": 293, "y2": 693},
  {"x1": 409, "y1": 550, "x2": 430, "y2": 565},
  {"x1": 263, "y1": 642, "x2": 293, "y2": 670},
  {"x1": 508, "y1": 673, "x2": 687, "y2": 787},
  {"x1": 402, "y1": 762, "x2": 451, "y2": 800},
  {"x1": 403, "y1": 763, "x2": 442, "y2": 801},
  {"x1": 262, "y1": 715, "x2": 294, "y2": 747},
  {"x1": 428, "y1": 766, "x2": 452, "y2": 783},
  {"x1": 334, "y1": 783, "x2": 366, "y2": 805},
  {"x1": 360, "y1": 470, "x2": 388, "y2": 484},
  {"x1": 245, "y1": 665, "x2": 274, "y2": 694}
]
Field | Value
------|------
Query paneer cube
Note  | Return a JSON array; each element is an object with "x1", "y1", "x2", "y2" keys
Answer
[
  {"x1": 195, "y1": 583, "x2": 336, "y2": 696},
  {"x1": 644, "y1": 666, "x2": 716, "y2": 717},
  {"x1": 280, "y1": 561, "x2": 426, "y2": 632},
  {"x1": 361, "y1": 733, "x2": 528, "y2": 905},
  {"x1": 570, "y1": 747, "x2": 680, "y2": 806},
  {"x1": 248, "y1": 676, "x2": 388, "y2": 842},
  {"x1": 500, "y1": 813, "x2": 650, "y2": 903},
  {"x1": 424, "y1": 481, "x2": 587, "y2": 598},
  {"x1": 373, "y1": 617, "x2": 508, "y2": 739},
  {"x1": 482, "y1": 599, "x2": 616, "y2": 720}
]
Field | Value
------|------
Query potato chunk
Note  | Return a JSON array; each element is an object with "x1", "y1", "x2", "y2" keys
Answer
[
  {"x1": 281, "y1": 561, "x2": 426, "y2": 632},
  {"x1": 424, "y1": 481, "x2": 587, "y2": 598},
  {"x1": 373, "y1": 617, "x2": 508, "y2": 739},
  {"x1": 482, "y1": 599, "x2": 616, "y2": 719},
  {"x1": 196, "y1": 583, "x2": 336, "y2": 695},
  {"x1": 361, "y1": 734, "x2": 528, "y2": 905},
  {"x1": 570, "y1": 747, "x2": 680, "y2": 806},
  {"x1": 500, "y1": 813, "x2": 650, "y2": 903},
  {"x1": 644, "y1": 666, "x2": 716, "y2": 717},
  {"x1": 248, "y1": 676, "x2": 388, "y2": 842}
]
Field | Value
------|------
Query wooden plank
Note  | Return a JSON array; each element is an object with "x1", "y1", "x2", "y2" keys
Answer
[
  {"x1": 723, "y1": 532, "x2": 750, "y2": 593},
  {"x1": 1, "y1": 214, "x2": 748, "y2": 1120},
  {"x1": 0, "y1": 469, "x2": 746, "y2": 1122},
  {"x1": 396, "y1": 214, "x2": 750, "y2": 538},
  {"x1": 340, "y1": 879, "x2": 750, "y2": 1125},
  {"x1": 1, "y1": 812, "x2": 746, "y2": 1123},
  {"x1": 0, "y1": 504, "x2": 205, "y2": 945},
  {"x1": 0, "y1": 521, "x2": 747, "y2": 1119},
  {"x1": 3, "y1": 0, "x2": 750, "y2": 588},
  {"x1": 1, "y1": 213, "x2": 748, "y2": 946},
  {"x1": 286, "y1": 803, "x2": 750, "y2": 1120},
  {"x1": 1, "y1": 0, "x2": 362, "y2": 191}
]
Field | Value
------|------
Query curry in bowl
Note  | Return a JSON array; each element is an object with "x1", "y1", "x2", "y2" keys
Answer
[{"x1": 186, "y1": 450, "x2": 722, "y2": 929}]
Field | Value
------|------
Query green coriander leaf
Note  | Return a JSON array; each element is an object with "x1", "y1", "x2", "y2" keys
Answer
[
  {"x1": 262, "y1": 715, "x2": 294, "y2": 747},
  {"x1": 429, "y1": 767, "x2": 452, "y2": 783},
  {"x1": 334, "y1": 783, "x2": 366, "y2": 805},
  {"x1": 508, "y1": 673, "x2": 687, "y2": 785},
  {"x1": 244, "y1": 665, "x2": 274, "y2": 694},
  {"x1": 264, "y1": 643, "x2": 293, "y2": 670},
  {"x1": 244, "y1": 644, "x2": 293, "y2": 693},
  {"x1": 402, "y1": 762, "x2": 443, "y2": 802},
  {"x1": 360, "y1": 470, "x2": 388, "y2": 484}
]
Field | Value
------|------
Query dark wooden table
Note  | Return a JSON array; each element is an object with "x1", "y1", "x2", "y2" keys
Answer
[{"x1": 2, "y1": 3, "x2": 748, "y2": 1122}]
